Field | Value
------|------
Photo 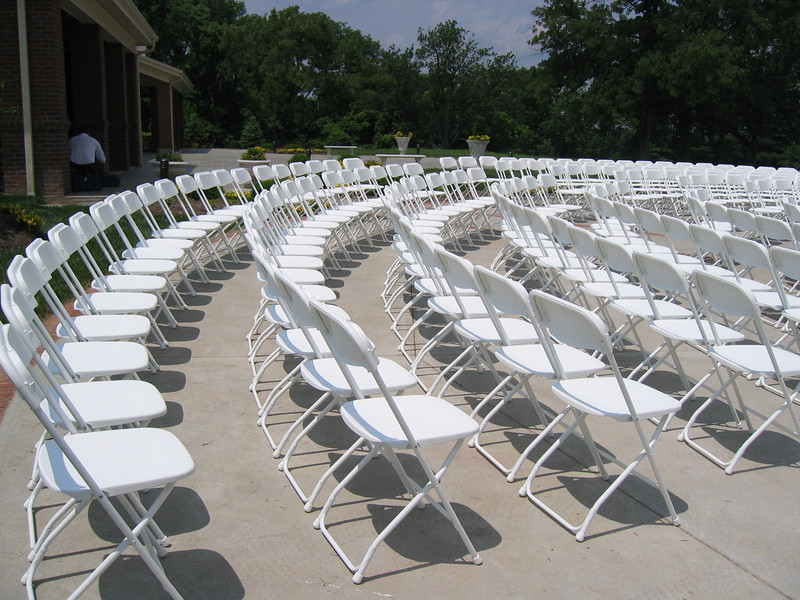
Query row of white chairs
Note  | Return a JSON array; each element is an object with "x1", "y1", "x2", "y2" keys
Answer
[{"x1": 0, "y1": 186, "x2": 216, "y2": 596}]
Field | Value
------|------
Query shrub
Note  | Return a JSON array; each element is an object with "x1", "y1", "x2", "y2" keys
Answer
[
  {"x1": 241, "y1": 146, "x2": 267, "y2": 160},
  {"x1": 290, "y1": 152, "x2": 309, "y2": 163},
  {"x1": 155, "y1": 148, "x2": 183, "y2": 161}
]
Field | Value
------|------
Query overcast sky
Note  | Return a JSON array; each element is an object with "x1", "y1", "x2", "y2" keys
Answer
[{"x1": 243, "y1": 1, "x2": 546, "y2": 68}]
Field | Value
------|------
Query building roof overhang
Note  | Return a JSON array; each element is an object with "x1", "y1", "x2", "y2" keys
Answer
[{"x1": 62, "y1": 0, "x2": 157, "y2": 53}]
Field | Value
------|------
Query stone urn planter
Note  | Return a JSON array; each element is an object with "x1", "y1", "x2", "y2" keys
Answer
[
  {"x1": 148, "y1": 159, "x2": 191, "y2": 179},
  {"x1": 395, "y1": 136, "x2": 411, "y2": 155},
  {"x1": 467, "y1": 139, "x2": 489, "y2": 159}
]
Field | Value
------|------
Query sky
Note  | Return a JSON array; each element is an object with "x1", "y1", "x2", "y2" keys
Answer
[{"x1": 243, "y1": 1, "x2": 546, "y2": 68}]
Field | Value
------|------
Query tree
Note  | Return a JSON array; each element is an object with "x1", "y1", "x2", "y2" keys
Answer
[
  {"x1": 530, "y1": 0, "x2": 800, "y2": 163},
  {"x1": 221, "y1": 7, "x2": 384, "y2": 145},
  {"x1": 416, "y1": 20, "x2": 516, "y2": 148},
  {"x1": 133, "y1": 0, "x2": 247, "y2": 146}
]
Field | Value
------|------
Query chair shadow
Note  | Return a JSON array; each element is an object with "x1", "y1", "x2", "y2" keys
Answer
[
  {"x1": 679, "y1": 395, "x2": 800, "y2": 468},
  {"x1": 99, "y1": 549, "x2": 244, "y2": 599},
  {"x1": 148, "y1": 400, "x2": 184, "y2": 428},
  {"x1": 140, "y1": 369, "x2": 187, "y2": 393},
  {"x1": 149, "y1": 346, "x2": 193, "y2": 367},
  {"x1": 88, "y1": 486, "x2": 210, "y2": 541},
  {"x1": 368, "y1": 501, "x2": 501, "y2": 562}
]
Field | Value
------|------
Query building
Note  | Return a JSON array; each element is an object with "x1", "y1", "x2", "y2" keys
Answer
[{"x1": 0, "y1": 0, "x2": 192, "y2": 198}]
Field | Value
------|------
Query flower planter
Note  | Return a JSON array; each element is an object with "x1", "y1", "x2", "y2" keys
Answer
[
  {"x1": 395, "y1": 136, "x2": 411, "y2": 155},
  {"x1": 148, "y1": 159, "x2": 191, "y2": 179},
  {"x1": 238, "y1": 159, "x2": 271, "y2": 169},
  {"x1": 467, "y1": 139, "x2": 489, "y2": 159}
]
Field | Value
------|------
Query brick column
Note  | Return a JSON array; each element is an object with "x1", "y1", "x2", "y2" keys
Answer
[
  {"x1": 0, "y1": 1, "x2": 26, "y2": 194},
  {"x1": 154, "y1": 80, "x2": 173, "y2": 150},
  {"x1": 104, "y1": 41, "x2": 129, "y2": 170},
  {"x1": 0, "y1": 0, "x2": 70, "y2": 196},
  {"x1": 126, "y1": 52, "x2": 141, "y2": 166}
]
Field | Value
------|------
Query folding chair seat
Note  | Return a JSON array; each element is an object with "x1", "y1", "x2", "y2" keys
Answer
[
  {"x1": 467, "y1": 267, "x2": 605, "y2": 480},
  {"x1": 305, "y1": 300, "x2": 482, "y2": 583},
  {"x1": 520, "y1": 290, "x2": 681, "y2": 541},
  {"x1": 679, "y1": 271, "x2": 800, "y2": 473},
  {"x1": 0, "y1": 324, "x2": 194, "y2": 600}
]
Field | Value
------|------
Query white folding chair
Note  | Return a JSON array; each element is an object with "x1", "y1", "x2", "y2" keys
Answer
[
  {"x1": 306, "y1": 300, "x2": 482, "y2": 583},
  {"x1": 679, "y1": 271, "x2": 800, "y2": 474},
  {"x1": 520, "y1": 290, "x2": 681, "y2": 541}
]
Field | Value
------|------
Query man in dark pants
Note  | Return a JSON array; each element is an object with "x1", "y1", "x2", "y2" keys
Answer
[{"x1": 69, "y1": 127, "x2": 106, "y2": 190}]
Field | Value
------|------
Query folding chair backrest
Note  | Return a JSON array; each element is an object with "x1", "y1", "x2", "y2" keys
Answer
[
  {"x1": 693, "y1": 270, "x2": 759, "y2": 321},
  {"x1": 530, "y1": 289, "x2": 607, "y2": 354},
  {"x1": 1, "y1": 283, "x2": 74, "y2": 379},
  {"x1": 432, "y1": 246, "x2": 479, "y2": 298},
  {"x1": 253, "y1": 165, "x2": 276, "y2": 188},
  {"x1": 728, "y1": 207, "x2": 758, "y2": 235},
  {"x1": 722, "y1": 234, "x2": 771, "y2": 271},
  {"x1": 0, "y1": 323, "x2": 85, "y2": 434},
  {"x1": 322, "y1": 159, "x2": 341, "y2": 173},
  {"x1": 755, "y1": 215, "x2": 794, "y2": 246},
  {"x1": 403, "y1": 162, "x2": 424, "y2": 177},
  {"x1": 596, "y1": 236, "x2": 636, "y2": 275},
  {"x1": 770, "y1": 246, "x2": 800, "y2": 281},
  {"x1": 273, "y1": 163, "x2": 292, "y2": 181},
  {"x1": 342, "y1": 157, "x2": 365, "y2": 170},
  {"x1": 289, "y1": 161, "x2": 310, "y2": 178},
  {"x1": 386, "y1": 163, "x2": 405, "y2": 180},
  {"x1": 440, "y1": 156, "x2": 458, "y2": 170},
  {"x1": 633, "y1": 251, "x2": 689, "y2": 295}
]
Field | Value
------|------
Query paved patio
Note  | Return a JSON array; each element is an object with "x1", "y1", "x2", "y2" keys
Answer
[{"x1": 1, "y1": 150, "x2": 799, "y2": 598}]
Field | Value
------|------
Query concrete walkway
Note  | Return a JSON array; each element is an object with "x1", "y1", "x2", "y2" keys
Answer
[{"x1": 2, "y1": 154, "x2": 799, "y2": 598}]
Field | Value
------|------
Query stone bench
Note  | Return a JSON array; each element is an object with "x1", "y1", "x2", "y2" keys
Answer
[
  {"x1": 375, "y1": 154, "x2": 426, "y2": 165},
  {"x1": 324, "y1": 145, "x2": 358, "y2": 156}
]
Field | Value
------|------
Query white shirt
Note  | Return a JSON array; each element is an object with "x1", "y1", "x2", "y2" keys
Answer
[{"x1": 69, "y1": 133, "x2": 106, "y2": 165}]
